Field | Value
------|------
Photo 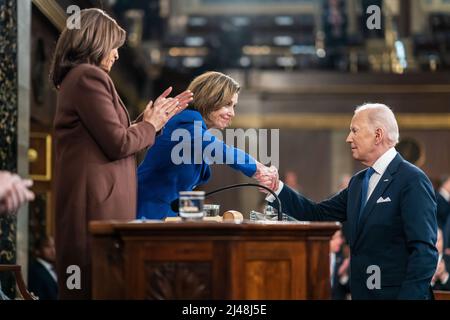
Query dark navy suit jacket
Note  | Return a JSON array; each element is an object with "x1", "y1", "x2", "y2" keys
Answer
[
  {"x1": 274, "y1": 153, "x2": 438, "y2": 299},
  {"x1": 436, "y1": 192, "x2": 450, "y2": 249},
  {"x1": 28, "y1": 259, "x2": 58, "y2": 300},
  {"x1": 137, "y1": 109, "x2": 257, "y2": 219}
]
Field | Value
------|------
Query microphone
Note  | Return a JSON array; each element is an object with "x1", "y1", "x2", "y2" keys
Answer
[{"x1": 170, "y1": 183, "x2": 283, "y2": 221}]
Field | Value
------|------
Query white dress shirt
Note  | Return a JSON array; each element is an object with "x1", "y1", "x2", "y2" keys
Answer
[
  {"x1": 365, "y1": 147, "x2": 397, "y2": 203},
  {"x1": 440, "y1": 188, "x2": 450, "y2": 202},
  {"x1": 36, "y1": 257, "x2": 58, "y2": 282},
  {"x1": 266, "y1": 147, "x2": 398, "y2": 203},
  {"x1": 330, "y1": 252, "x2": 336, "y2": 286}
]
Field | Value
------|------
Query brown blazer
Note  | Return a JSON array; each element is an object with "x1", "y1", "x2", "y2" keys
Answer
[{"x1": 53, "y1": 64, "x2": 156, "y2": 299}]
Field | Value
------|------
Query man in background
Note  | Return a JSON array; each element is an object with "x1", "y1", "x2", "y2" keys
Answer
[
  {"x1": 432, "y1": 228, "x2": 450, "y2": 291},
  {"x1": 28, "y1": 236, "x2": 58, "y2": 300},
  {"x1": 330, "y1": 230, "x2": 350, "y2": 299},
  {"x1": 436, "y1": 176, "x2": 450, "y2": 252}
]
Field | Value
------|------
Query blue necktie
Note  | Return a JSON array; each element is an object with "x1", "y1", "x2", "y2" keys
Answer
[{"x1": 358, "y1": 167, "x2": 375, "y2": 225}]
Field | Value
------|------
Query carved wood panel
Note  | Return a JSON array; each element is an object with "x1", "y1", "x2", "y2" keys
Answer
[{"x1": 145, "y1": 262, "x2": 211, "y2": 300}]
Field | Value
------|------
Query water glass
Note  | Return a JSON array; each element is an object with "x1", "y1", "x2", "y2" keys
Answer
[
  {"x1": 204, "y1": 204, "x2": 220, "y2": 217},
  {"x1": 179, "y1": 191, "x2": 205, "y2": 220}
]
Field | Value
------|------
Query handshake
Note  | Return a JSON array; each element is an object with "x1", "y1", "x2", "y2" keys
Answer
[
  {"x1": 0, "y1": 171, "x2": 35, "y2": 215},
  {"x1": 253, "y1": 162, "x2": 279, "y2": 193}
]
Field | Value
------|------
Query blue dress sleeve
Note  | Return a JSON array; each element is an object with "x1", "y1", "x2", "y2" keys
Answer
[
  {"x1": 178, "y1": 116, "x2": 257, "y2": 177},
  {"x1": 203, "y1": 128, "x2": 257, "y2": 177}
]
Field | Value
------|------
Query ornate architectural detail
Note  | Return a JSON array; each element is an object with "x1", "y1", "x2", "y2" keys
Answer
[
  {"x1": 145, "y1": 262, "x2": 211, "y2": 299},
  {"x1": 0, "y1": 0, "x2": 17, "y2": 171},
  {"x1": 0, "y1": 0, "x2": 17, "y2": 298}
]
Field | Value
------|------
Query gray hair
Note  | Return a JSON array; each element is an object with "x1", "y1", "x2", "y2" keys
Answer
[{"x1": 355, "y1": 103, "x2": 399, "y2": 146}]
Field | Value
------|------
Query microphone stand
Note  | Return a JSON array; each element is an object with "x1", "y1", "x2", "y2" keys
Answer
[{"x1": 205, "y1": 183, "x2": 283, "y2": 221}]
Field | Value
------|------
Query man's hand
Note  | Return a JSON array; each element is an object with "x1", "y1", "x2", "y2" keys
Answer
[
  {"x1": 0, "y1": 171, "x2": 14, "y2": 199},
  {"x1": 253, "y1": 163, "x2": 279, "y2": 192},
  {"x1": 434, "y1": 259, "x2": 449, "y2": 283},
  {"x1": 0, "y1": 171, "x2": 35, "y2": 215}
]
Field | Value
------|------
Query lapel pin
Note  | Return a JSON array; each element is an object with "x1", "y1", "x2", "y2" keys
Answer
[{"x1": 384, "y1": 179, "x2": 389, "y2": 182}]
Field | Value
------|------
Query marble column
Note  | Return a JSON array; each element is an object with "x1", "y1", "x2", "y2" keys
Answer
[
  {"x1": 0, "y1": 0, "x2": 19, "y2": 298},
  {"x1": 0, "y1": 0, "x2": 31, "y2": 298},
  {"x1": 16, "y1": 0, "x2": 31, "y2": 290}
]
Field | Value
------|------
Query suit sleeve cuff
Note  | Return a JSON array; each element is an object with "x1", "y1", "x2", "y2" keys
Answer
[{"x1": 265, "y1": 181, "x2": 284, "y2": 202}]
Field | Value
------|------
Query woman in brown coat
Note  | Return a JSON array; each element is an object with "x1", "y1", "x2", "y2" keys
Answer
[{"x1": 50, "y1": 8, "x2": 192, "y2": 299}]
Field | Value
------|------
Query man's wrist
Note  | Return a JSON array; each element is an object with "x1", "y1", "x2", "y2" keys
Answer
[{"x1": 265, "y1": 181, "x2": 284, "y2": 202}]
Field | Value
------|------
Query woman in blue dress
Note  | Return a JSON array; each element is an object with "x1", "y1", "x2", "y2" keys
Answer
[{"x1": 137, "y1": 71, "x2": 271, "y2": 219}]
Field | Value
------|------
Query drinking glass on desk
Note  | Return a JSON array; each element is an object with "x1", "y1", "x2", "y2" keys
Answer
[
  {"x1": 249, "y1": 205, "x2": 296, "y2": 221},
  {"x1": 179, "y1": 191, "x2": 205, "y2": 220},
  {"x1": 204, "y1": 204, "x2": 220, "y2": 217}
]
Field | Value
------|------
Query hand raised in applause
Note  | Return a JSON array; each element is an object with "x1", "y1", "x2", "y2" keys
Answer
[{"x1": 143, "y1": 87, "x2": 194, "y2": 131}]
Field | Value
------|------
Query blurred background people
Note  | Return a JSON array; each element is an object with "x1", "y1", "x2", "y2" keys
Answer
[
  {"x1": 137, "y1": 71, "x2": 276, "y2": 219},
  {"x1": 432, "y1": 228, "x2": 450, "y2": 291},
  {"x1": 283, "y1": 170, "x2": 302, "y2": 193},
  {"x1": 436, "y1": 176, "x2": 450, "y2": 253},
  {"x1": 50, "y1": 8, "x2": 192, "y2": 299},
  {"x1": 28, "y1": 236, "x2": 57, "y2": 300},
  {"x1": 330, "y1": 230, "x2": 350, "y2": 300}
]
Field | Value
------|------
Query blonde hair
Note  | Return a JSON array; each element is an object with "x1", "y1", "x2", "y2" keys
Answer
[
  {"x1": 187, "y1": 71, "x2": 240, "y2": 119},
  {"x1": 50, "y1": 8, "x2": 126, "y2": 88}
]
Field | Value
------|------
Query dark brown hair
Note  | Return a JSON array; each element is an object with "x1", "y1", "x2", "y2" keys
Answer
[
  {"x1": 187, "y1": 71, "x2": 240, "y2": 120},
  {"x1": 50, "y1": 8, "x2": 126, "y2": 89}
]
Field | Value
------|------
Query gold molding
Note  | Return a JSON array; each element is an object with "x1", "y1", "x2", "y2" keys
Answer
[
  {"x1": 231, "y1": 113, "x2": 450, "y2": 130},
  {"x1": 184, "y1": 0, "x2": 318, "y2": 15},
  {"x1": 249, "y1": 84, "x2": 450, "y2": 95},
  {"x1": 32, "y1": 0, "x2": 66, "y2": 32},
  {"x1": 29, "y1": 132, "x2": 52, "y2": 181}
]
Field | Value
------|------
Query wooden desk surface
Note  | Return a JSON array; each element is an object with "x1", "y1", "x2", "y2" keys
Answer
[
  {"x1": 90, "y1": 220, "x2": 340, "y2": 236},
  {"x1": 90, "y1": 220, "x2": 340, "y2": 300}
]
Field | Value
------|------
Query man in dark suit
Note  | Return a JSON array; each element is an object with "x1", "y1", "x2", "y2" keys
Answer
[
  {"x1": 263, "y1": 103, "x2": 438, "y2": 299},
  {"x1": 330, "y1": 230, "x2": 350, "y2": 299},
  {"x1": 28, "y1": 236, "x2": 58, "y2": 300},
  {"x1": 432, "y1": 228, "x2": 450, "y2": 291},
  {"x1": 436, "y1": 177, "x2": 450, "y2": 251}
]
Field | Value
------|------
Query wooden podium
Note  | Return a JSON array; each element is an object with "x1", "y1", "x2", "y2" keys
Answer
[{"x1": 89, "y1": 220, "x2": 340, "y2": 300}]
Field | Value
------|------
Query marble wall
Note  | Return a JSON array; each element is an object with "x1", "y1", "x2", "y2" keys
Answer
[{"x1": 0, "y1": 0, "x2": 18, "y2": 298}]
